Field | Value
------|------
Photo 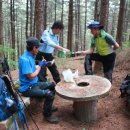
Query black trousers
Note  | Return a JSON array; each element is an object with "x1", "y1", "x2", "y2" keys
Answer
[
  {"x1": 36, "y1": 51, "x2": 61, "y2": 84},
  {"x1": 21, "y1": 82, "x2": 55, "y2": 117},
  {"x1": 84, "y1": 52, "x2": 116, "y2": 82}
]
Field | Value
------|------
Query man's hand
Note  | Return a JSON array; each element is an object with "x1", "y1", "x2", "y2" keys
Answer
[
  {"x1": 38, "y1": 61, "x2": 46, "y2": 67},
  {"x1": 38, "y1": 60, "x2": 54, "y2": 68},
  {"x1": 75, "y1": 51, "x2": 83, "y2": 54},
  {"x1": 63, "y1": 48, "x2": 70, "y2": 52}
]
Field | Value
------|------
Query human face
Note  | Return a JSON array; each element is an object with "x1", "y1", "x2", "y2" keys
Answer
[
  {"x1": 90, "y1": 28, "x2": 100, "y2": 37},
  {"x1": 32, "y1": 46, "x2": 39, "y2": 55},
  {"x1": 53, "y1": 28, "x2": 63, "y2": 35}
]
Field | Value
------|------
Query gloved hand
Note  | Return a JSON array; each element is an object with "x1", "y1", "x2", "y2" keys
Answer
[
  {"x1": 38, "y1": 61, "x2": 46, "y2": 67},
  {"x1": 38, "y1": 61, "x2": 53, "y2": 68},
  {"x1": 45, "y1": 61, "x2": 52, "y2": 66}
]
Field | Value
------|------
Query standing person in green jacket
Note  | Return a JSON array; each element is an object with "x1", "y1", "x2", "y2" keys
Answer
[{"x1": 76, "y1": 20, "x2": 119, "y2": 83}]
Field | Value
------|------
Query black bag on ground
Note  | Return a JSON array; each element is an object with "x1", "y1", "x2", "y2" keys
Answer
[{"x1": 120, "y1": 75, "x2": 130, "y2": 106}]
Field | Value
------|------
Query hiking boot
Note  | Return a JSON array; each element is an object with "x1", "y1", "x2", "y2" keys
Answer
[
  {"x1": 123, "y1": 107, "x2": 130, "y2": 117},
  {"x1": 51, "y1": 106, "x2": 58, "y2": 112},
  {"x1": 45, "y1": 115, "x2": 59, "y2": 124},
  {"x1": 85, "y1": 72, "x2": 93, "y2": 75}
]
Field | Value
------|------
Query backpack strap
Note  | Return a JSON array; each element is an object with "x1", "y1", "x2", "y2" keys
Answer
[
  {"x1": 17, "y1": 101, "x2": 28, "y2": 130},
  {"x1": 12, "y1": 115, "x2": 19, "y2": 130},
  {"x1": 1, "y1": 76, "x2": 18, "y2": 103}
]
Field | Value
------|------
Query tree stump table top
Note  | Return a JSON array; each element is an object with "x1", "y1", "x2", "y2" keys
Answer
[{"x1": 56, "y1": 75, "x2": 111, "y2": 101}]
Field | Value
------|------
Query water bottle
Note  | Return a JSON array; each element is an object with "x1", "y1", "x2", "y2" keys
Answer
[
  {"x1": 5, "y1": 97, "x2": 14, "y2": 107},
  {"x1": 70, "y1": 51, "x2": 76, "y2": 57},
  {"x1": 59, "y1": 51, "x2": 76, "y2": 57},
  {"x1": 66, "y1": 51, "x2": 76, "y2": 57}
]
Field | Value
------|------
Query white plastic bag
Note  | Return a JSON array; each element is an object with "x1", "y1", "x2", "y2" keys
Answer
[
  {"x1": 62, "y1": 69, "x2": 79, "y2": 82},
  {"x1": 62, "y1": 69, "x2": 75, "y2": 82},
  {"x1": 72, "y1": 70, "x2": 79, "y2": 78}
]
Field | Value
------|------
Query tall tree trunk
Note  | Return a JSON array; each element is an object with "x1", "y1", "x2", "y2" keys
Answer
[
  {"x1": 10, "y1": 0, "x2": 15, "y2": 61},
  {"x1": 110, "y1": 5, "x2": 117, "y2": 36},
  {"x1": 100, "y1": 0, "x2": 109, "y2": 30},
  {"x1": 84, "y1": 0, "x2": 88, "y2": 50},
  {"x1": 7, "y1": 20, "x2": 11, "y2": 47},
  {"x1": 15, "y1": 8, "x2": 20, "y2": 59},
  {"x1": 0, "y1": 1, "x2": 3, "y2": 45},
  {"x1": 44, "y1": 0, "x2": 48, "y2": 30},
  {"x1": 116, "y1": 0, "x2": 126, "y2": 47},
  {"x1": 75, "y1": 0, "x2": 79, "y2": 51},
  {"x1": 94, "y1": 0, "x2": 100, "y2": 20},
  {"x1": 21, "y1": 19, "x2": 24, "y2": 55},
  {"x1": 35, "y1": 0, "x2": 44, "y2": 40},
  {"x1": 129, "y1": 35, "x2": 130, "y2": 44},
  {"x1": 0, "y1": 1, "x2": 4, "y2": 74},
  {"x1": 26, "y1": 0, "x2": 29, "y2": 38},
  {"x1": 33, "y1": 2, "x2": 36, "y2": 36},
  {"x1": 74, "y1": 0, "x2": 81, "y2": 51},
  {"x1": 54, "y1": 0, "x2": 57, "y2": 21},
  {"x1": 30, "y1": 0, "x2": 33, "y2": 36},
  {"x1": 67, "y1": 0, "x2": 73, "y2": 51},
  {"x1": 122, "y1": 1, "x2": 130, "y2": 42},
  {"x1": 77, "y1": 0, "x2": 81, "y2": 51},
  {"x1": 60, "y1": 0, "x2": 64, "y2": 46}
]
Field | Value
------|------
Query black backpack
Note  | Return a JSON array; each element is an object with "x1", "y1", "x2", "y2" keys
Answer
[{"x1": 120, "y1": 75, "x2": 130, "y2": 106}]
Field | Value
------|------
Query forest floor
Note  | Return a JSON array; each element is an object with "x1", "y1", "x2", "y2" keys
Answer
[{"x1": 11, "y1": 48, "x2": 130, "y2": 130}]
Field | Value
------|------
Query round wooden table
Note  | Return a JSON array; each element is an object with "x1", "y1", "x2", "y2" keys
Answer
[{"x1": 56, "y1": 75, "x2": 111, "y2": 122}]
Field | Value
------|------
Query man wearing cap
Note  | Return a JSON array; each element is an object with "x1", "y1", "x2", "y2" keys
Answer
[
  {"x1": 19, "y1": 37, "x2": 59, "y2": 124},
  {"x1": 36, "y1": 21, "x2": 70, "y2": 84},
  {"x1": 76, "y1": 20, "x2": 119, "y2": 82}
]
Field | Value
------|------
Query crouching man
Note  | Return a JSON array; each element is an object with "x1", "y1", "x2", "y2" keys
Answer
[{"x1": 18, "y1": 37, "x2": 59, "y2": 124}]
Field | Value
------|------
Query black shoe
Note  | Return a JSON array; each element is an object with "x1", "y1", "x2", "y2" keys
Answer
[
  {"x1": 85, "y1": 72, "x2": 93, "y2": 75},
  {"x1": 123, "y1": 107, "x2": 130, "y2": 116},
  {"x1": 45, "y1": 115, "x2": 59, "y2": 124},
  {"x1": 51, "y1": 106, "x2": 58, "y2": 112}
]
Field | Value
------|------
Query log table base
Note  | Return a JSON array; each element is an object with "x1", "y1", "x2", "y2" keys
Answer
[
  {"x1": 73, "y1": 100, "x2": 97, "y2": 122},
  {"x1": 56, "y1": 75, "x2": 111, "y2": 122}
]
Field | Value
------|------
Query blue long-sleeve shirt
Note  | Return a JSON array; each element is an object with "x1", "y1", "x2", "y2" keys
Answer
[{"x1": 39, "y1": 29, "x2": 59, "y2": 53}]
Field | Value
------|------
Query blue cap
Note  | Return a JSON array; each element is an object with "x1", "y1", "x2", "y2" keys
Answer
[
  {"x1": 87, "y1": 20, "x2": 103, "y2": 29},
  {"x1": 26, "y1": 37, "x2": 40, "y2": 47}
]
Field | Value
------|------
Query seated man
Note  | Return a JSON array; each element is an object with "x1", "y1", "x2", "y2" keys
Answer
[{"x1": 18, "y1": 37, "x2": 59, "y2": 124}]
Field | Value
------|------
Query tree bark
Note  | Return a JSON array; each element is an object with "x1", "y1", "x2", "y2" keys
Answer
[
  {"x1": 54, "y1": 0, "x2": 57, "y2": 21},
  {"x1": 43, "y1": 0, "x2": 48, "y2": 30},
  {"x1": 67, "y1": 0, "x2": 73, "y2": 51},
  {"x1": 60, "y1": 0, "x2": 64, "y2": 46},
  {"x1": 94, "y1": 0, "x2": 100, "y2": 21},
  {"x1": 116, "y1": 0, "x2": 126, "y2": 47},
  {"x1": 83, "y1": 0, "x2": 88, "y2": 51},
  {"x1": 10, "y1": 0, "x2": 15, "y2": 61},
  {"x1": 0, "y1": 1, "x2": 4, "y2": 74},
  {"x1": 0, "y1": 0, "x2": 3, "y2": 45},
  {"x1": 26, "y1": 0, "x2": 29, "y2": 38},
  {"x1": 35, "y1": 0, "x2": 44, "y2": 40},
  {"x1": 100, "y1": 0, "x2": 109, "y2": 30}
]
